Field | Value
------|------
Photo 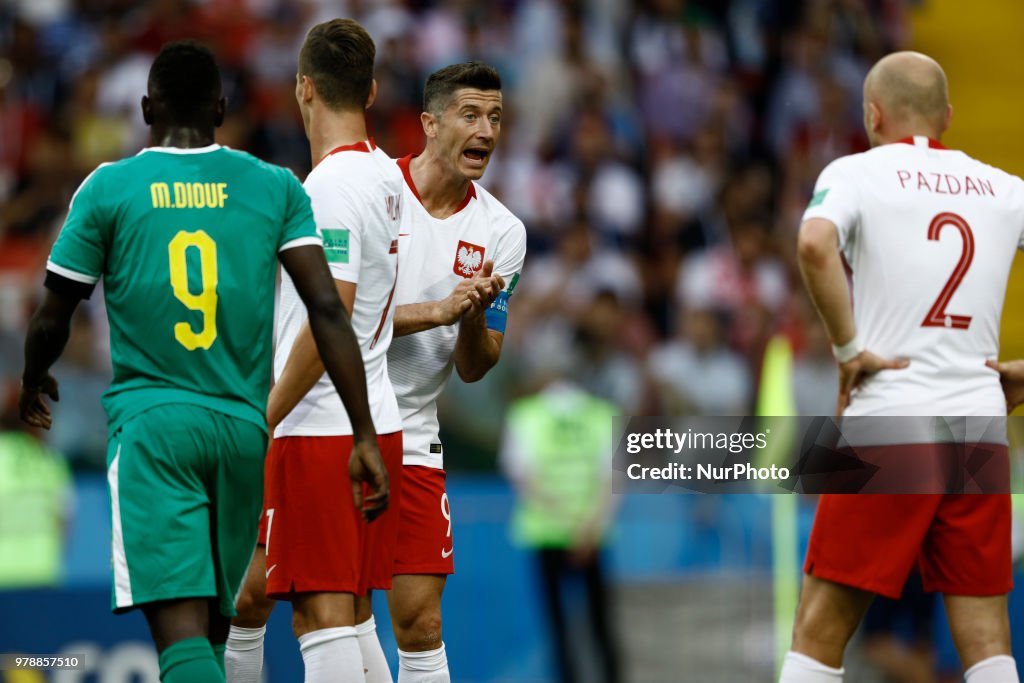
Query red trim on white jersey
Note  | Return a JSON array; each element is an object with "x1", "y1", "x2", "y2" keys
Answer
[
  {"x1": 371, "y1": 244, "x2": 400, "y2": 351},
  {"x1": 317, "y1": 138, "x2": 377, "y2": 166},
  {"x1": 396, "y1": 154, "x2": 477, "y2": 215},
  {"x1": 895, "y1": 136, "x2": 950, "y2": 150}
]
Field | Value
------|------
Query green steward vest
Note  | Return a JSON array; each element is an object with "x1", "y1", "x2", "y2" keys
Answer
[
  {"x1": 508, "y1": 389, "x2": 617, "y2": 548},
  {"x1": 0, "y1": 433, "x2": 70, "y2": 587}
]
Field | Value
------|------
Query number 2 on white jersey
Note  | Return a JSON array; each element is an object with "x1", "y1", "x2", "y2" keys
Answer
[{"x1": 921, "y1": 212, "x2": 973, "y2": 330}]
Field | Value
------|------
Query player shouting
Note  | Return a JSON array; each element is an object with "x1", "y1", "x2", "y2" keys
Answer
[{"x1": 383, "y1": 62, "x2": 526, "y2": 683}]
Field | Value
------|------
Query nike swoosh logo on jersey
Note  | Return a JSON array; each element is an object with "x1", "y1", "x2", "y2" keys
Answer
[
  {"x1": 265, "y1": 564, "x2": 278, "y2": 579},
  {"x1": 399, "y1": 233, "x2": 411, "y2": 237},
  {"x1": 441, "y1": 547, "x2": 454, "y2": 559}
]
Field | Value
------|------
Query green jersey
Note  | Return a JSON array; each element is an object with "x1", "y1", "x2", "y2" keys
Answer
[{"x1": 47, "y1": 144, "x2": 320, "y2": 434}]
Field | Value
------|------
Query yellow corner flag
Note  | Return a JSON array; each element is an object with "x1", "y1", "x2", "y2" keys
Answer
[{"x1": 756, "y1": 335, "x2": 799, "y2": 678}]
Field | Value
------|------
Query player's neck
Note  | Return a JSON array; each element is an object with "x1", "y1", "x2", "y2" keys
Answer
[
  {"x1": 149, "y1": 127, "x2": 216, "y2": 149},
  {"x1": 307, "y1": 107, "x2": 370, "y2": 167},
  {"x1": 409, "y1": 149, "x2": 472, "y2": 219},
  {"x1": 876, "y1": 125, "x2": 944, "y2": 146}
]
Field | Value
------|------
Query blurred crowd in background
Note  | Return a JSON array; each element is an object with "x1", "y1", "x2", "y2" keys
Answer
[{"x1": 0, "y1": 0, "x2": 911, "y2": 470}]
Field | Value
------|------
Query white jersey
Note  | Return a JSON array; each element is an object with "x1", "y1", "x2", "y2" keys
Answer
[
  {"x1": 275, "y1": 141, "x2": 403, "y2": 437},
  {"x1": 804, "y1": 135, "x2": 1024, "y2": 416},
  {"x1": 389, "y1": 154, "x2": 527, "y2": 468}
]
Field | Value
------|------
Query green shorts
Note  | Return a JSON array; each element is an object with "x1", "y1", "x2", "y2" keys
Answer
[{"x1": 105, "y1": 403, "x2": 266, "y2": 616}]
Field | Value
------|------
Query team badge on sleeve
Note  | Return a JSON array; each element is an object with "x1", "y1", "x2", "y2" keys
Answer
[
  {"x1": 807, "y1": 188, "x2": 830, "y2": 208},
  {"x1": 453, "y1": 240, "x2": 484, "y2": 277},
  {"x1": 322, "y1": 229, "x2": 350, "y2": 264}
]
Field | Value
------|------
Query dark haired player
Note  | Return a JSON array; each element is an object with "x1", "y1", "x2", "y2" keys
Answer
[
  {"x1": 224, "y1": 19, "x2": 404, "y2": 683},
  {"x1": 382, "y1": 61, "x2": 526, "y2": 683},
  {"x1": 18, "y1": 41, "x2": 386, "y2": 683}
]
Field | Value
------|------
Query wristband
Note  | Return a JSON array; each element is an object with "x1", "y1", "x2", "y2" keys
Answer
[{"x1": 831, "y1": 336, "x2": 862, "y2": 364}]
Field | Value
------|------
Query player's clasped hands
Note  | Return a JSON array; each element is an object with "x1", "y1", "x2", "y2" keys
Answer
[
  {"x1": 465, "y1": 259, "x2": 505, "y2": 317},
  {"x1": 836, "y1": 350, "x2": 910, "y2": 415},
  {"x1": 438, "y1": 258, "x2": 505, "y2": 324}
]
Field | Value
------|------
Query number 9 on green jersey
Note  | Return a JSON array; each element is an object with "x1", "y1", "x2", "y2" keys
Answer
[{"x1": 46, "y1": 145, "x2": 321, "y2": 435}]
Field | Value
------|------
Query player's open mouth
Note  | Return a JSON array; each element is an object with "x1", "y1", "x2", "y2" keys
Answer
[{"x1": 463, "y1": 149, "x2": 489, "y2": 163}]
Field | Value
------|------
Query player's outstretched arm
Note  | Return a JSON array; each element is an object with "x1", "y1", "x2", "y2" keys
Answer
[
  {"x1": 986, "y1": 359, "x2": 1024, "y2": 413},
  {"x1": 20, "y1": 289, "x2": 81, "y2": 429},
  {"x1": 454, "y1": 259, "x2": 505, "y2": 382},
  {"x1": 266, "y1": 282, "x2": 356, "y2": 430},
  {"x1": 279, "y1": 245, "x2": 388, "y2": 519}
]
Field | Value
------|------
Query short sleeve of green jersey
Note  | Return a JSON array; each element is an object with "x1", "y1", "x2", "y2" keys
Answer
[
  {"x1": 47, "y1": 165, "x2": 112, "y2": 286},
  {"x1": 278, "y1": 169, "x2": 321, "y2": 252}
]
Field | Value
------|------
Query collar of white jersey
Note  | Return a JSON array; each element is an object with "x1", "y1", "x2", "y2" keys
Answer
[
  {"x1": 317, "y1": 139, "x2": 376, "y2": 167},
  {"x1": 138, "y1": 144, "x2": 223, "y2": 155},
  {"x1": 895, "y1": 136, "x2": 949, "y2": 150},
  {"x1": 397, "y1": 154, "x2": 477, "y2": 216}
]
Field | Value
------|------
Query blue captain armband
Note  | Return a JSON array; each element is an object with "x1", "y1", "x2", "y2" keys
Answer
[{"x1": 485, "y1": 291, "x2": 510, "y2": 333}]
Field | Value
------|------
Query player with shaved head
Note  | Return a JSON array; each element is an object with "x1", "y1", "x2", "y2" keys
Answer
[
  {"x1": 862, "y1": 51, "x2": 951, "y2": 143},
  {"x1": 783, "y1": 51, "x2": 1022, "y2": 683}
]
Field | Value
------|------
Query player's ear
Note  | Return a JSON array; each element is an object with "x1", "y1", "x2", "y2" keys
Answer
[
  {"x1": 300, "y1": 75, "x2": 315, "y2": 104},
  {"x1": 365, "y1": 79, "x2": 377, "y2": 111},
  {"x1": 214, "y1": 96, "x2": 227, "y2": 128},
  {"x1": 421, "y1": 111, "x2": 437, "y2": 138},
  {"x1": 141, "y1": 95, "x2": 152, "y2": 126},
  {"x1": 866, "y1": 101, "x2": 882, "y2": 134},
  {"x1": 942, "y1": 103, "x2": 953, "y2": 133}
]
